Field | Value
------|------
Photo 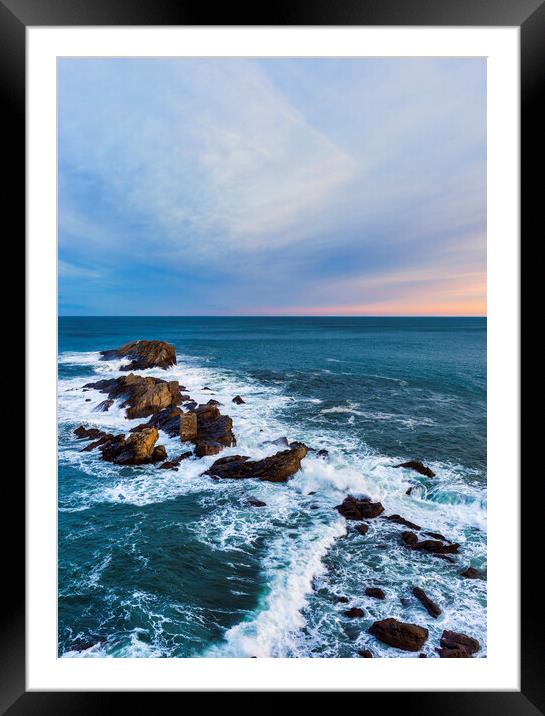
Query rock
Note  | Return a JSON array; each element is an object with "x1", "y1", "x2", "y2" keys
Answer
[
  {"x1": 460, "y1": 566, "x2": 483, "y2": 579},
  {"x1": 95, "y1": 399, "x2": 114, "y2": 412},
  {"x1": 393, "y1": 460, "x2": 435, "y2": 478},
  {"x1": 345, "y1": 607, "x2": 365, "y2": 618},
  {"x1": 205, "y1": 444, "x2": 308, "y2": 483},
  {"x1": 406, "y1": 487, "x2": 413, "y2": 496},
  {"x1": 81, "y1": 433, "x2": 115, "y2": 452},
  {"x1": 85, "y1": 399, "x2": 91, "y2": 402},
  {"x1": 358, "y1": 650, "x2": 373, "y2": 658},
  {"x1": 412, "y1": 587, "x2": 442, "y2": 618},
  {"x1": 131, "y1": 406, "x2": 183, "y2": 438},
  {"x1": 401, "y1": 531, "x2": 460, "y2": 554},
  {"x1": 439, "y1": 630, "x2": 480, "y2": 657},
  {"x1": 202, "y1": 386, "x2": 212, "y2": 391},
  {"x1": 207, "y1": 399, "x2": 222, "y2": 406},
  {"x1": 419, "y1": 653, "x2": 427, "y2": 658},
  {"x1": 365, "y1": 587, "x2": 386, "y2": 600},
  {"x1": 264, "y1": 437, "x2": 290, "y2": 448},
  {"x1": 356, "y1": 523, "x2": 369, "y2": 536},
  {"x1": 317, "y1": 449, "x2": 329, "y2": 459},
  {"x1": 424, "y1": 531, "x2": 448, "y2": 541},
  {"x1": 193, "y1": 404, "x2": 236, "y2": 457},
  {"x1": 74, "y1": 426, "x2": 104, "y2": 440},
  {"x1": 83, "y1": 374, "x2": 182, "y2": 419},
  {"x1": 369, "y1": 618, "x2": 428, "y2": 652},
  {"x1": 183, "y1": 400, "x2": 198, "y2": 411},
  {"x1": 180, "y1": 412, "x2": 198, "y2": 442},
  {"x1": 336, "y1": 496, "x2": 384, "y2": 520},
  {"x1": 383, "y1": 514, "x2": 421, "y2": 530},
  {"x1": 100, "y1": 339, "x2": 176, "y2": 371},
  {"x1": 159, "y1": 451, "x2": 192, "y2": 470},
  {"x1": 232, "y1": 395, "x2": 246, "y2": 404},
  {"x1": 246, "y1": 498, "x2": 266, "y2": 507},
  {"x1": 336, "y1": 596, "x2": 349, "y2": 604},
  {"x1": 99, "y1": 427, "x2": 166, "y2": 465}
]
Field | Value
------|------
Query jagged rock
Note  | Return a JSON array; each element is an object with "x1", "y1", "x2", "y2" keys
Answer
[
  {"x1": 412, "y1": 587, "x2": 442, "y2": 618},
  {"x1": 180, "y1": 412, "x2": 198, "y2": 442},
  {"x1": 74, "y1": 426, "x2": 104, "y2": 440},
  {"x1": 232, "y1": 395, "x2": 245, "y2": 404},
  {"x1": 100, "y1": 339, "x2": 176, "y2": 370},
  {"x1": 81, "y1": 433, "x2": 115, "y2": 452},
  {"x1": 192, "y1": 404, "x2": 236, "y2": 457},
  {"x1": 159, "y1": 451, "x2": 192, "y2": 470},
  {"x1": 424, "y1": 531, "x2": 448, "y2": 541},
  {"x1": 393, "y1": 460, "x2": 435, "y2": 477},
  {"x1": 383, "y1": 514, "x2": 421, "y2": 530},
  {"x1": 205, "y1": 444, "x2": 308, "y2": 483},
  {"x1": 356, "y1": 523, "x2": 369, "y2": 536},
  {"x1": 345, "y1": 607, "x2": 365, "y2": 618},
  {"x1": 207, "y1": 399, "x2": 222, "y2": 406},
  {"x1": 264, "y1": 437, "x2": 290, "y2": 448},
  {"x1": 365, "y1": 587, "x2": 386, "y2": 600},
  {"x1": 460, "y1": 566, "x2": 483, "y2": 579},
  {"x1": 131, "y1": 406, "x2": 183, "y2": 438},
  {"x1": 439, "y1": 630, "x2": 480, "y2": 658},
  {"x1": 336, "y1": 496, "x2": 384, "y2": 520},
  {"x1": 83, "y1": 374, "x2": 182, "y2": 419},
  {"x1": 95, "y1": 399, "x2": 114, "y2": 412},
  {"x1": 369, "y1": 618, "x2": 428, "y2": 652},
  {"x1": 99, "y1": 427, "x2": 166, "y2": 465},
  {"x1": 402, "y1": 531, "x2": 460, "y2": 554},
  {"x1": 358, "y1": 650, "x2": 373, "y2": 658}
]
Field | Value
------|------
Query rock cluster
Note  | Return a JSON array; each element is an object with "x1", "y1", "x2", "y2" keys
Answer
[
  {"x1": 100, "y1": 339, "x2": 177, "y2": 370},
  {"x1": 205, "y1": 444, "x2": 308, "y2": 483},
  {"x1": 84, "y1": 374, "x2": 182, "y2": 419},
  {"x1": 336, "y1": 495, "x2": 384, "y2": 520}
]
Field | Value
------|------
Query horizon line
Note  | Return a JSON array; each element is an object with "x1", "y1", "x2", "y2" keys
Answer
[{"x1": 58, "y1": 314, "x2": 487, "y2": 319}]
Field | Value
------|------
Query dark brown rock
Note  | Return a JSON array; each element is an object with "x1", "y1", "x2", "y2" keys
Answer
[
  {"x1": 74, "y1": 426, "x2": 104, "y2": 440},
  {"x1": 412, "y1": 587, "x2": 442, "y2": 618},
  {"x1": 369, "y1": 618, "x2": 428, "y2": 652},
  {"x1": 365, "y1": 587, "x2": 386, "y2": 600},
  {"x1": 81, "y1": 433, "x2": 115, "y2": 452},
  {"x1": 336, "y1": 496, "x2": 384, "y2": 520},
  {"x1": 345, "y1": 607, "x2": 365, "y2": 618},
  {"x1": 193, "y1": 404, "x2": 236, "y2": 457},
  {"x1": 207, "y1": 399, "x2": 222, "y2": 406},
  {"x1": 99, "y1": 427, "x2": 166, "y2": 465},
  {"x1": 232, "y1": 395, "x2": 246, "y2": 404},
  {"x1": 131, "y1": 406, "x2": 183, "y2": 438},
  {"x1": 393, "y1": 460, "x2": 435, "y2": 477},
  {"x1": 440, "y1": 630, "x2": 480, "y2": 657},
  {"x1": 100, "y1": 339, "x2": 176, "y2": 370},
  {"x1": 246, "y1": 498, "x2": 266, "y2": 507},
  {"x1": 205, "y1": 444, "x2": 308, "y2": 483},
  {"x1": 95, "y1": 399, "x2": 114, "y2": 412},
  {"x1": 84, "y1": 374, "x2": 182, "y2": 419},
  {"x1": 159, "y1": 451, "x2": 192, "y2": 470},
  {"x1": 356, "y1": 523, "x2": 369, "y2": 536},
  {"x1": 384, "y1": 514, "x2": 421, "y2": 530},
  {"x1": 402, "y1": 531, "x2": 460, "y2": 554},
  {"x1": 358, "y1": 650, "x2": 373, "y2": 658},
  {"x1": 424, "y1": 531, "x2": 448, "y2": 541},
  {"x1": 336, "y1": 596, "x2": 349, "y2": 604},
  {"x1": 460, "y1": 566, "x2": 483, "y2": 579}
]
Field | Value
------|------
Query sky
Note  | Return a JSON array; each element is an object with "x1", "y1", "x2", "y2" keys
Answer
[{"x1": 58, "y1": 58, "x2": 486, "y2": 316}]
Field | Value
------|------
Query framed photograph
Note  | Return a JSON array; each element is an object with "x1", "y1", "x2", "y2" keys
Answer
[{"x1": 8, "y1": 0, "x2": 537, "y2": 709}]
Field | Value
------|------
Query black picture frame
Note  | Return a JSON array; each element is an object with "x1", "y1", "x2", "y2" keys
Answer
[{"x1": 5, "y1": 0, "x2": 537, "y2": 711}]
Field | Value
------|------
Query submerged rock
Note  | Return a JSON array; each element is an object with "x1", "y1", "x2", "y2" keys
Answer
[
  {"x1": 99, "y1": 427, "x2": 167, "y2": 465},
  {"x1": 336, "y1": 495, "x2": 384, "y2": 520},
  {"x1": 356, "y1": 523, "x2": 369, "y2": 536},
  {"x1": 246, "y1": 498, "x2": 267, "y2": 507},
  {"x1": 460, "y1": 566, "x2": 483, "y2": 579},
  {"x1": 100, "y1": 339, "x2": 176, "y2": 371},
  {"x1": 365, "y1": 587, "x2": 386, "y2": 600},
  {"x1": 159, "y1": 451, "x2": 193, "y2": 470},
  {"x1": 205, "y1": 444, "x2": 308, "y2": 483},
  {"x1": 369, "y1": 618, "x2": 428, "y2": 652},
  {"x1": 402, "y1": 531, "x2": 460, "y2": 554},
  {"x1": 412, "y1": 586, "x2": 442, "y2": 618},
  {"x1": 393, "y1": 460, "x2": 435, "y2": 478},
  {"x1": 383, "y1": 514, "x2": 421, "y2": 530},
  {"x1": 345, "y1": 607, "x2": 365, "y2": 618},
  {"x1": 232, "y1": 395, "x2": 246, "y2": 404},
  {"x1": 84, "y1": 374, "x2": 182, "y2": 419},
  {"x1": 358, "y1": 649, "x2": 374, "y2": 658}
]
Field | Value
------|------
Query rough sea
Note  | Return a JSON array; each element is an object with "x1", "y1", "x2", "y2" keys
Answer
[{"x1": 58, "y1": 316, "x2": 486, "y2": 658}]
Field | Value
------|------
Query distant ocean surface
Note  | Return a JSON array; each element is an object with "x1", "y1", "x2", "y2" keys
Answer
[{"x1": 58, "y1": 316, "x2": 487, "y2": 658}]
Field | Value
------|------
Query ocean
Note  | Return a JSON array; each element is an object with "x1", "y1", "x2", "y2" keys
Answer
[{"x1": 58, "y1": 316, "x2": 487, "y2": 658}]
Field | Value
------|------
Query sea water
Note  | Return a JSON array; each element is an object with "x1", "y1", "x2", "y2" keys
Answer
[{"x1": 58, "y1": 317, "x2": 486, "y2": 658}]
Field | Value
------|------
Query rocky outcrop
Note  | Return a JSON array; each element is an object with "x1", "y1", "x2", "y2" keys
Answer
[
  {"x1": 412, "y1": 587, "x2": 441, "y2": 618},
  {"x1": 345, "y1": 607, "x2": 365, "y2": 618},
  {"x1": 336, "y1": 496, "x2": 384, "y2": 520},
  {"x1": 393, "y1": 460, "x2": 435, "y2": 477},
  {"x1": 438, "y1": 630, "x2": 480, "y2": 658},
  {"x1": 402, "y1": 531, "x2": 460, "y2": 554},
  {"x1": 365, "y1": 587, "x2": 386, "y2": 600},
  {"x1": 383, "y1": 514, "x2": 421, "y2": 530},
  {"x1": 100, "y1": 339, "x2": 176, "y2": 370},
  {"x1": 232, "y1": 395, "x2": 245, "y2": 404},
  {"x1": 100, "y1": 427, "x2": 167, "y2": 465},
  {"x1": 192, "y1": 404, "x2": 236, "y2": 457},
  {"x1": 131, "y1": 406, "x2": 182, "y2": 438},
  {"x1": 369, "y1": 618, "x2": 428, "y2": 652},
  {"x1": 84, "y1": 374, "x2": 182, "y2": 419},
  {"x1": 205, "y1": 444, "x2": 308, "y2": 483},
  {"x1": 74, "y1": 426, "x2": 105, "y2": 441}
]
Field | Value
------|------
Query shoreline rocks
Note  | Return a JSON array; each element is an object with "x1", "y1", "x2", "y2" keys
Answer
[
  {"x1": 369, "y1": 618, "x2": 428, "y2": 652},
  {"x1": 84, "y1": 374, "x2": 182, "y2": 419},
  {"x1": 393, "y1": 460, "x2": 435, "y2": 478},
  {"x1": 205, "y1": 444, "x2": 308, "y2": 483},
  {"x1": 402, "y1": 531, "x2": 460, "y2": 555},
  {"x1": 100, "y1": 339, "x2": 176, "y2": 370},
  {"x1": 412, "y1": 586, "x2": 442, "y2": 618}
]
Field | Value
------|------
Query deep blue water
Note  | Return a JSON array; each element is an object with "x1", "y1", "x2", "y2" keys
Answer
[{"x1": 58, "y1": 317, "x2": 486, "y2": 658}]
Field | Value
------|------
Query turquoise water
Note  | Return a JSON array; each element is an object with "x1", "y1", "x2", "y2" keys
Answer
[{"x1": 58, "y1": 317, "x2": 486, "y2": 658}]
